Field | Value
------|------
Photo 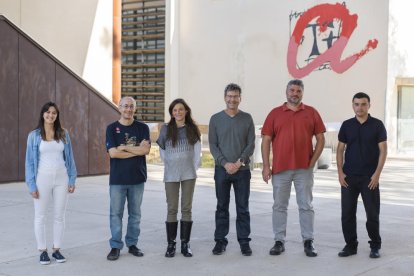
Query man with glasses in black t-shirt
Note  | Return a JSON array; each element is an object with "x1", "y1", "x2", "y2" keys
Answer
[{"x1": 105, "y1": 97, "x2": 151, "y2": 261}]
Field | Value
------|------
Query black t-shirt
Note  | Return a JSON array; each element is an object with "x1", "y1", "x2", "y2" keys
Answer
[
  {"x1": 338, "y1": 115, "x2": 387, "y2": 177},
  {"x1": 106, "y1": 120, "x2": 150, "y2": 185}
]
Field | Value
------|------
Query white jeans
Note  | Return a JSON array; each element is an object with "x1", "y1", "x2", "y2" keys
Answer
[{"x1": 34, "y1": 168, "x2": 68, "y2": 250}]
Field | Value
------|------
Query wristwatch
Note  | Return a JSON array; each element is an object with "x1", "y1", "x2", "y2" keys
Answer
[{"x1": 239, "y1": 158, "x2": 246, "y2": 167}]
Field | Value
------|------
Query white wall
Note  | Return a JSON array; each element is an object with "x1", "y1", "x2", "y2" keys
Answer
[
  {"x1": 82, "y1": 0, "x2": 113, "y2": 99},
  {"x1": 0, "y1": 0, "x2": 113, "y2": 100},
  {"x1": 386, "y1": 0, "x2": 414, "y2": 155},
  {"x1": 389, "y1": 1, "x2": 414, "y2": 77},
  {"x1": 166, "y1": 0, "x2": 388, "y2": 127},
  {"x1": 0, "y1": 0, "x2": 20, "y2": 24}
]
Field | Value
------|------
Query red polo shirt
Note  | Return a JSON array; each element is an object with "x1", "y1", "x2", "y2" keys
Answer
[{"x1": 261, "y1": 103, "x2": 326, "y2": 174}]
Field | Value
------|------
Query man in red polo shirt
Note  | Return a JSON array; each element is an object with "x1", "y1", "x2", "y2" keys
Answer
[{"x1": 261, "y1": 79, "x2": 325, "y2": 257}]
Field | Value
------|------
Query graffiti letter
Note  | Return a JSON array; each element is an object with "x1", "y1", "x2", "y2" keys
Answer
[{"x1": 287, "y1": 3, "x2": 378, "y2": 78}]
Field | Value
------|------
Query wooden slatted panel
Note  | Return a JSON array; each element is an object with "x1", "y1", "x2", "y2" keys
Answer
[
  {"x1": 122, "y1": 63, "x2": 164, "y2": 68},
  {"x1": 122, "y1": 26, "x2": 165, "y2": 32},
  {"x1": 123, "y1": 11, "x2": 165, "y2": 18},
  {"x1": 122, "y1": 49, "x2": 164, "y2": 54},
  {"x1": 122, "y1": 33, "x2": 165, "y2": 40},
  {"x1": 122, "y1": 18, "x2": 165, "y2": 26},
  {"x1": 121, "y1": 0, "x2": 165, "y2": 122},
  {"x1": 123, "y1": 77, "x2": 164, "y2": 82},
  {"x1": 122, "y1": 71, "x2": 165, "y2": 75}
]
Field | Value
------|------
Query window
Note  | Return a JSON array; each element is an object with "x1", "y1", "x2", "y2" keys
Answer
[{"x1": 397, "y1": 85, "x2": 414, "y2": 151}]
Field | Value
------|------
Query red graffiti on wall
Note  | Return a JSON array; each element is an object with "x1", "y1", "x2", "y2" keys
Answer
[{"x1": 287, "y1": 3, "x2": 378, "y2": 78}]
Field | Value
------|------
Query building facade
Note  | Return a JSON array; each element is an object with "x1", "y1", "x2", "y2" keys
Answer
[{"x1": 1, "y1": 0, "x2": 412, "y2": 155}]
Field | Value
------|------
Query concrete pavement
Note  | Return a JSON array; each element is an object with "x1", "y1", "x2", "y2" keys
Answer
[{"x1": 0, "y1": 157, "x2": 413, "y2": 276}]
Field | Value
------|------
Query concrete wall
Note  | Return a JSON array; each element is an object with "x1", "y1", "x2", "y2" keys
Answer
[
  {"x1": 0, "y1": 0, "x2": 113, "y2": 101},
  {"x1": 4, "y1": 0, "x2": 410, "y2": 155},
  {"x1": 386, "y1": 0, "x2": 414, "y2": 155},
  {"x1": 165, "y1": 0, "x2": 389, "y2": 128}
]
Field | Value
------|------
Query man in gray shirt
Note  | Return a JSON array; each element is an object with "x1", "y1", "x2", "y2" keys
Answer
[{"x1": 209, "y1": 83, "x2": 255, "y2": 256}]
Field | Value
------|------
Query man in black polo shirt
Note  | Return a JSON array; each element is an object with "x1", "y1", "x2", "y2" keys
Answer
[{"x1": 336, "y1": 92, "x2": 387, "y2": 259}]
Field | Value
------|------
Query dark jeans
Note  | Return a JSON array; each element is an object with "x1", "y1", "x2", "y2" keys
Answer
[
  {"x1": 214, "y1": 166, "x2": 251, "y2": 244},
  {"x1": 341, "y1": 175, "x2": 381, "y2": 249}
]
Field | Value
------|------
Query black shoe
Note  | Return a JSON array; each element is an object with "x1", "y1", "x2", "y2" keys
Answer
[
  {"x1": 180, "y1": 221, "x2": 193, "y2": 257},
  {"x1": 165, "y1": 242, "x2": 176, "y2": 258},
  {"x1": 107, "y1": 248, "x2": 120, "y2": 261},
  {"x1": 39, "y1": 251, "x2": 51, "y2": 265},
  {"x1": 128, "y1": 245, "x2": 144, "y2": 257},
  {"x1": 269, "y1": 241, "x2": 285, "y2": 255},
  {"x1": 165, "y1": 221, "x2": 178, "y2": 257},
  {"x1": 212, "y1": 240, "x2": 227, "y2": 255},
  {"x1": 52, "y1": 250, "x2": 66, "y2": 263},
  {"x1": 304, "y1": 239, "x2": 318, "y2": 257},
  {"x1": 369, "y1": 248, "x2": 380, "y2": 258},
  {"x1": 240, "y1": 243, "x2": 252, "y2": 256},
  {"x1": 181, "y1": 242, "x2": 193, "y2": 257},
  {"x1": 338, "y1": 244, "x2": 358, "y2": 257}
]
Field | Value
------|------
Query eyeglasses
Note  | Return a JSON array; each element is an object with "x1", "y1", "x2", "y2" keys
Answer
[{"x1": 121, "y1": 105, "x2": 135, "y2": 109}]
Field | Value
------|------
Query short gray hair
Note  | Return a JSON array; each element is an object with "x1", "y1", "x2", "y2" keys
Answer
[
  {"x1": 119, "y1": 96, "x2": 136, "y2": 108},
  {"x1": 286, "y1": 79, "x2": 304, "y2": 90}
]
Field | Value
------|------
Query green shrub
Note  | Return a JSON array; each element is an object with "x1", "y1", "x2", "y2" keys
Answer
[{"x1": 201, "y1": 151, "x2": 215, "y2": 168}]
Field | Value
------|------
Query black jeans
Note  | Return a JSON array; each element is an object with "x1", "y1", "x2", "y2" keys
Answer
[
  {"x1": 341, "y1": 175, "x2": 381, "y2": 249},
  {"x1": 214, "y1": 166, "x2": 251, "y2": 244}
]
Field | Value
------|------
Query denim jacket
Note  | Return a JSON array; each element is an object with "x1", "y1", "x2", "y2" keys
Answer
[{"x1": 25, "y1": 128, "x2": 77, "y2": 193}]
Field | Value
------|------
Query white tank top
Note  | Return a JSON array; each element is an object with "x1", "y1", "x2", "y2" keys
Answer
[{"x1": 38, "y1": 140, "x2": 66, "y2": 171}]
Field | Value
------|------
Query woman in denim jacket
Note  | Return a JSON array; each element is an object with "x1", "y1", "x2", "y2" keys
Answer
[{"x1": 25, "y1": 102, "x2": 77, "y2": 265}]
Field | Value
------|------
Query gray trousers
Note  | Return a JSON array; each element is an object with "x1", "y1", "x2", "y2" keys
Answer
[
  {"x1": 165, "y1": 179, "x2": 196, "y2": 222},
  {"x1": 272, "y1": 168, "x2": 314, "y2": 242}
]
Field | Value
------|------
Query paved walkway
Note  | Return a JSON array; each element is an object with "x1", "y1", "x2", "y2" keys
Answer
[{"x1": 0, "y1": 158, "x2": 413, "y2": 276}]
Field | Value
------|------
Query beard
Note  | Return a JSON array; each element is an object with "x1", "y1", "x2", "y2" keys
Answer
[{"x1": 287, "y1": 97, "x2": 301, "y2": 105}]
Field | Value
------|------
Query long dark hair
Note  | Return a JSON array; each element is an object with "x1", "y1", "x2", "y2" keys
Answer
[
  {"x1": 36, "y1": 102, "x2": 66, "y2": 143},
  {"x1": 166, "y1": 98, "x2": 200, "y2": 147}
]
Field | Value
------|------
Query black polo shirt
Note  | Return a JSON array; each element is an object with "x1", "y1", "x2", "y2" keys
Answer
[{"x1": 338, "y1": 115, "x2": 387, "y2": 177}]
